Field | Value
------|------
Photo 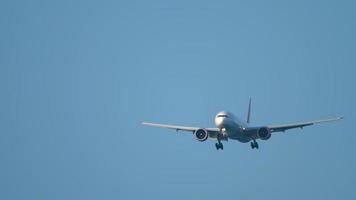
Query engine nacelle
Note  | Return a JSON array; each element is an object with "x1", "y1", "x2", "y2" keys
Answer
[
  {"x1": 194, "y1": 129, "x2": 209, "y2": 142},
  {"x1": 257, "y1": 127, "x2": 271, "y2": 140}
]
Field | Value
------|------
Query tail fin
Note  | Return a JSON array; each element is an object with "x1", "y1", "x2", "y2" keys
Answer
[{"x1": 246, "y1": 97, "x2": 252, "y2": 124}]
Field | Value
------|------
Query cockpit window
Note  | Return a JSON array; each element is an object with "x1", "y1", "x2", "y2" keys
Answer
[{"x1": 217, "y1": 114, "x2": 228, "y2": 118}]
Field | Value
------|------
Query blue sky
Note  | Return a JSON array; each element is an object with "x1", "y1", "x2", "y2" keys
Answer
[{"x1": 1, "y1": 0, "x2": 355, "y2": 199}]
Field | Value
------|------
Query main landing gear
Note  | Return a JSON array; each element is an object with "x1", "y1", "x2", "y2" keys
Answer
[
  {"x1": 215, "y1": 142, "x2": 223, "y2": 150},
  {"x1": 215, "y1": 134, "x2": 224, "y2": 150},
  {"x1": 250, "y1": 140, "x2": 259, "y2": 149}
]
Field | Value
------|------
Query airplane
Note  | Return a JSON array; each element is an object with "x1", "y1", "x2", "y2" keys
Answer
[{"x1": 142, "y1": 98, "x2": 343, "y2": 150}]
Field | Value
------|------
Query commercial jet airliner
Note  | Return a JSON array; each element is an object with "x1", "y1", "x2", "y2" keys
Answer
[{"x1": 142, "y1": 98, "x2": 342, "y2": 150}]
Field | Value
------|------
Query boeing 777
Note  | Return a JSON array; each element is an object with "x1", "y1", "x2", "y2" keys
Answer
[{"x1": 142, "y1": 98, "x2": 342, "y2": 150}]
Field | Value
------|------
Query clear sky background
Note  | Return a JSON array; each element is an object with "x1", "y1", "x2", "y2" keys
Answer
[{"x1": 1, "y1": 0, "x2": 355, "y2": 199}]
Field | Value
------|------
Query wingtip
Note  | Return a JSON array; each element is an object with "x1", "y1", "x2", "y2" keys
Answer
[
  {"x1": 142, "y1": 122, "x2": 155, "y2": 126},
  {"x1": 331, "y1": 117, "x2": 343, "y2": 122}
]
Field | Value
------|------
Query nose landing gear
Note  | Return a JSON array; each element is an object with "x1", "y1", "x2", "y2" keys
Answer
[{"x1": 250, "y1": 140, "x2": 259, "y2": 149}]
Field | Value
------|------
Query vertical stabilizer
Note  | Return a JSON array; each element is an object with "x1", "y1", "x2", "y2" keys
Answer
[{"x1": 246, "y1": 97, "x2": 252, "y2": 124}]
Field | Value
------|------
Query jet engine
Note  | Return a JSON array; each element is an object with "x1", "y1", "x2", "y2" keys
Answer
[
  {"x1": 195, "y1": 129, "x2": 209, "y2": 141},
  {"x1": 257, "y1": 127, "x2": 271, "y2": 140}
]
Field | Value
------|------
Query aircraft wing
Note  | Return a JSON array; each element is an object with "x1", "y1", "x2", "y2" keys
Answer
[
  {"x1": 268, "y1": 117, "x2": 343, "y2": 133},
  {"x1": 142, "y1": 122, "x2": 220, "y2": 137},
  {"x1": 142, "y1": 122, "x2": 219, "y2": 132}
]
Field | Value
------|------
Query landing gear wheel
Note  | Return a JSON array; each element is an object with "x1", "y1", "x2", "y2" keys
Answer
[
  {"x1": 250, "y1": 141, "x2": 259, "y2": 149},
  {"x1": 215, "y1": 143, "x2": 224, "y2": 150}
]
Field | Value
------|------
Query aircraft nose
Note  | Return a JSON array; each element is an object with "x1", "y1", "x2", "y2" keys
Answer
[{"x1": 215, "y1": 117, "x2": 225, "y2": 129}]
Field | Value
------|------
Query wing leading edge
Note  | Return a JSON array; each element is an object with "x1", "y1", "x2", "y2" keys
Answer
[
  {"x1": 268, "y1": 117, "x2": 343, "y2": 133},
  {"x1": 142, "y1": 122, "x2": 220, "y2": 133}
]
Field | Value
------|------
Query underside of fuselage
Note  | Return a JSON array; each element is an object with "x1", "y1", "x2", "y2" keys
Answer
[{"x1": 214, "y1": 111, "x2": 252, "y2": 143}]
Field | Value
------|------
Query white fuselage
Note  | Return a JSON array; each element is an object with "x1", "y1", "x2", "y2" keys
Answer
[{"x1": 214, "y1": 111, "x2": 251, "y2": 143}]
